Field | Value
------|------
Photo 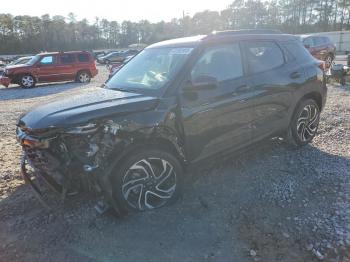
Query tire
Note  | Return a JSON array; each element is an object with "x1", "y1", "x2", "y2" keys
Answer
[
  {"x1": 20, "y1": 74, "x2": 35, "y2": 88},
  {"x1": 287, "y1": 99, "x2": 320, "y2": 147},
  {"x1": 111, "y1": 148, "x2": 183, "y2": 213},
  {"x1": 76, "y1": 71, "x2": 91, "y2": 83}
]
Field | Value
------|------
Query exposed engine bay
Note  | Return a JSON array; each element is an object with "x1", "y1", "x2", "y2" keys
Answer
[{"x1": 18, "y1": 120, "x2": 136, "y2": 214}]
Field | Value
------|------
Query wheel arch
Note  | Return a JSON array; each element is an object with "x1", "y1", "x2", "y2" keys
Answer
[
  {"x1": 301, "y1": 91, "x2": 323, "y2": 111},
  {"x1": 12, "y1": 72, "x2": 37, "y2": 84},
  {"x1": 76, "y1": 69, "x2": 92, "y2": 78},
  {"x1": 111, "y1": 136, "x2": 186, "y2": 169}
]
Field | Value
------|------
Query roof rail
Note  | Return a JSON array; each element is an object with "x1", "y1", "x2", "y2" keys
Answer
[{"x1": 209, "y1": 29, "x2": 283, "y2": 36}]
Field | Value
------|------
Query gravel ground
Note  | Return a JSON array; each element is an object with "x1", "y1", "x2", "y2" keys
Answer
[{"x1": 0, "y1": 66, "x2": 349, "y2": 262}]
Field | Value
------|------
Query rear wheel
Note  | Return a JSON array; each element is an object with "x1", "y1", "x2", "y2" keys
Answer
[
  {"x1": 76, "y1": 71, "x2": 91, "y2": 83},
  {"x1": 111, "y1": 148, "x2": 183, "y2": 213},
  {"x1": 287, "y1": 99, "x2": 320, "y2": 147},
  {"x1": 20, "y1": 75, "x2": 35, "y2": 88}
]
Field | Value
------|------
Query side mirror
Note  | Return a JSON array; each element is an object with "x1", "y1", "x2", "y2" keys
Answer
[
  {"x1": 304, "y1": 44, "x2": 310, "y2": 49},
  {"x1": 183, "y1": 75, "x2": 218, "y2": 91}
]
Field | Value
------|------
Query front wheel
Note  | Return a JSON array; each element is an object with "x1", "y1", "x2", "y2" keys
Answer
[
  {"x1": 287, "y1": 99, "x2": 320, "y2": 147},
  {"x1": 20, "y1": 75, "x2": 35, "y2": 88},
  {"x1": 111, "y1": 149, "x2": 183, "y2": 213}
]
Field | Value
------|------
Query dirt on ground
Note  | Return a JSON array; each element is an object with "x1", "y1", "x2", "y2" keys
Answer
[{"x1": 0, "y1": 66, "x2": 349, "y2": 262}]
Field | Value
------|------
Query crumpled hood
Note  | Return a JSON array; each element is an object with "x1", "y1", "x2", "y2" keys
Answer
[{"x1": 19, "y1": 88, "x2": 159, "y2": 130}]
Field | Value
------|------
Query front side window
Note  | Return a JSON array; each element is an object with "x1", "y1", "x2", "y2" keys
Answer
[
  {"x1": 107, "y1": 47, "x2": 193, "y2": 91},
  {"x1": 40, "y1": 56, "x2": 55, "y2": 65},
  {"x1": 191, "y1": 44, "x2": 243, "y2": 83},
  {"x1": 244, "y1": 41, "x2": 284, "y2": 74}
]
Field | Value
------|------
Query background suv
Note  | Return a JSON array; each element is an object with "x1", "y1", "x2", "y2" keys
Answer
[
  {"x1": 0, "y1": 51, "x2": 98, "y2": 88},
  {"x1": 300, "y1": 35, "x2": 336, "y2": 66},
  {"x1": 17, "y1": 30, "x2": 326, "y2": 214},
  {"x1": 97, "y1": 49, "x2": 139, "y2": 64}
]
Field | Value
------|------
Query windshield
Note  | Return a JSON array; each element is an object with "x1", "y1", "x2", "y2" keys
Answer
[
  {"x1": 26, "y1": 55, "x2": 40, "y2": 65},
  {"x1": 107, "y1": 47, "x2": 193, "y2": 91}
]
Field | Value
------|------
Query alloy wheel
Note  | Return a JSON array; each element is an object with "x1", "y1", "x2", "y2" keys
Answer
[
  {"x1": 296, "y1": 104, "x2": 319, "y2": 142},
  {"x1": 121, "y1": 158, "x2": 177, "y2": 211},
  {"x1": 22, "y1": 75, "x2": 34, "y2": 88},
  {"x1": 79, "y1": 72, "x2": 90, "y2": 83}
]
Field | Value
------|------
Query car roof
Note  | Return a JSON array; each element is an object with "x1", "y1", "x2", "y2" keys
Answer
[
  {"x1": 147, "y1": 30, "x2": 298, "y2": 49},
  {"x1": 300, "y1": 34, "x2": 330, "y2": 39},
  {"x1": 38, "y1": 51, "x2": 90, "y2": 56}
]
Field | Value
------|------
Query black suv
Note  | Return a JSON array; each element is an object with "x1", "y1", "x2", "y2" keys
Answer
[{"x1": 17, "y1": 30, "x2": 326, "y2": 214}]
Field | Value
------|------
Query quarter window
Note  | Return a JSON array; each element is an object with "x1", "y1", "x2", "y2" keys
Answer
[
  {"x1": 244, "y1": 41, "x2": 284, "y2": 74},
  {"x1": 303, "y1": 37, "x2": 314, "y2": 47},
  {"x1": 40, "y1": 56, "x2": 55, "y2": 65},
  {"x1": 191, "y1": 43, "x2": 243, "y2": 83},
  {"x1": 77, "y1": 53, "x2": 89, "y2": 62}
]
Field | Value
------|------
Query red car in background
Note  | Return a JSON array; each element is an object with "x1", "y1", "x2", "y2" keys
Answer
[
  {"x1": 300, "y1": 35, "x2": 336, "y2": 67},
  {"x1": 0, "y1": 51, "x2": 98, "y2": 88},
  {"x1": 107, "y1": 55, "x2": 134, "y2": 79}
]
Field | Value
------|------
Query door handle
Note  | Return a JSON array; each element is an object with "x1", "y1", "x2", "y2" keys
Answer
[{"x1": 290, "y1": 72, "x2": 301, "y2": 79}]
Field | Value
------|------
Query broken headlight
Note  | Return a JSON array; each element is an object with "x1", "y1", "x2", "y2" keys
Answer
[{"x1": 65, "y1": 123, "x2": 98, "y2": 134}]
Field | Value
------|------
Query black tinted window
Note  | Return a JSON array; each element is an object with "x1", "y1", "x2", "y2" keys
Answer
[
  {"x1": 283, "y1": 40, "x2": 315, "y2": 62},
  {"x1": 77, "y1": 53, "x2": 89, "y2": 62},
  {"x1": 191, "y1": 43, "x2": 243, "y2": 82},
  {"x1": 60, "y1": 54, "x2": 75, "y2": 64},
  {"x1": 244, "y1": 41, "x2": 284, "y2": 74}
]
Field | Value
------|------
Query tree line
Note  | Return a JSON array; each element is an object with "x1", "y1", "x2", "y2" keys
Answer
[{"x1": 0, "y1": 0, "x2": 349, "y2": 54}]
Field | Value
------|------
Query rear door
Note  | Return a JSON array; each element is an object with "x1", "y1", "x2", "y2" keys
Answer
[
  {"x1": 56, "y1": 53, "x2": 76, "y2": 81},
  {"x1": 180, "y1": 42, "x2": 255, "y2": 161},
  {"x1": 242, "y1": 40, "x2": 300, "y2": 139},
  {"x1": 36, "y1": 55, "x2": 59, "y2": 82}
]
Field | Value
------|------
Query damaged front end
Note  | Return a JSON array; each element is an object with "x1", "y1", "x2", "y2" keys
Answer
[{"x1": 17, "y1": 120, "x2": 128, "y2": 214}]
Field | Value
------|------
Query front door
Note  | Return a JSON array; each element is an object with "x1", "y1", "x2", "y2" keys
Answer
[
  {"x1": 179, "y1": 42, "x2": 256, "y2": 162},
  {"x1": 36, "y1": 55, "x2": 59, "y2": 82}
]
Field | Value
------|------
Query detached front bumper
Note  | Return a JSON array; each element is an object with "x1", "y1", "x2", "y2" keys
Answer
[
  {"x1": 0, "y1": 75, "x2": 10, "y2": 87},
  {"x1": 20, "y1": 154, "x2": 52, "y2": 210}
]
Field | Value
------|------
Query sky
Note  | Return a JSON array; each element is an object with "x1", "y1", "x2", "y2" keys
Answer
[{"x1": 2, "y1": 0, "x2": 233, "y2": 23}]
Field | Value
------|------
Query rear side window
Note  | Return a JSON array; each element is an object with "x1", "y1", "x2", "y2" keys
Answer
[
  {"x1": 77, "y1": 53, "x2": 90, "y2": 62},
  {"x1": 244, "y1": 41, "x2": 284, "y2": 74},
  {"x1": 282, "y1": 40, "x2": 315, "y2": 62},
  {"x1": 60, "y1": 54, "x2": 75, "y2": 64},
  {"x1": 191, "y1": 43, "x2": 243, "y2": 82}
]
